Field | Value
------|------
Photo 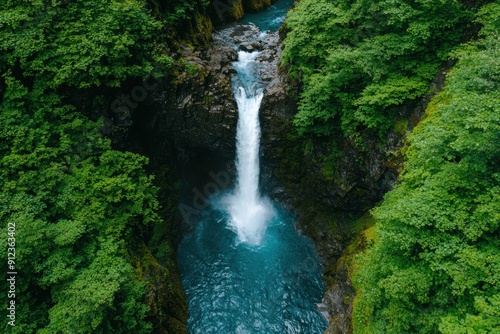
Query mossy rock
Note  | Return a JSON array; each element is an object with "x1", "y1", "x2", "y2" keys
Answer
[
  {"x1": 132, "y1": 244, "x2": 188, "y2": 334},
  {"x1": 243, "y1": 0, "x2": 273, "y2": 12},
  {"x1": 229, "y1": 1, "x2": 245, "y2": 20},
  {"x1": 180, "y1": 11, "x2": 214, "y2": 48},
  {"x1": 210, "y1": 0, "x2": 244, "y2": 23}
]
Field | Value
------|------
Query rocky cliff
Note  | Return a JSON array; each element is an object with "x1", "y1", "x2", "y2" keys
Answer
[
  {"x1": 104, "y1": 8, "x2": 448, "y2": 331},
  {"x1": 113, "y1": 21, "x2": 379, "y2": 334}
]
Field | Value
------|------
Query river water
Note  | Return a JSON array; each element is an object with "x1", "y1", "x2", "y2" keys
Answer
[{"x1": 177, "y1": 2, "x2": 327, "y2": 333}]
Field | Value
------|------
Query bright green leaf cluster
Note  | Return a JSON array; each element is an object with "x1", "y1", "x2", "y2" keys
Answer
[
  {"x1": 0, "y1": 77, "x2": 160, "y2": 333},
  {"x1": 353, "y1": 4, "x2": 500, "y2": 332},
  {"x1": 151, "y1": 0, "x2": 211, "y2": 25},
  {"x1": 0, "y1": 0, "x2": 191, "y2": 332},
  {"x1": 282, "y1": 0, "x2": 475, "y2": 138},
  {"x1": 0, "y1": 0, "x2": 163, "y2": 88}
]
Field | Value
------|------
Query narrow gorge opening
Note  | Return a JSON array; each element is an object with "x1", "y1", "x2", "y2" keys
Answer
[{"x1": 177, "y1": 2, "x2": 328, "y2": 333}]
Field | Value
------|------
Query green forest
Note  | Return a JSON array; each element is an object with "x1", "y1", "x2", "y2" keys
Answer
[
  {"x1": 284, "y1": 0, "x2": 499, "y2": 332},
  {"x1": 283, "y1": 0, "x2": 479, "y2": 138},
  {"x1": 0, "y1": 0, "x2": 210, "y2": 332},
  {"x1": 1, "y1": 0, "x2": 499, "y2": 333},
  {"x1": 353, "y1": 4, "x2": 500, "y2": 333}
]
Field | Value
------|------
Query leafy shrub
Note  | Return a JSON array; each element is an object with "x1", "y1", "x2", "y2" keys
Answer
[
  {"x1": 282, "y1": 0, "x2": 475, "y2": 138},
  {"x1": 353, "y1": 4, "x2": 500, "y2": 332}
]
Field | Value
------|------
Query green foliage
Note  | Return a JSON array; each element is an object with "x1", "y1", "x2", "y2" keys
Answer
[
  {"x1": 150, "y1": 0, "x2": 211, "y2": 25},
  {"x1": 0, "y1": 0, "x2": 191, "y2": 332},
  {"x1": 353, "y1": 4, "x2": 500, "y2": 332},
  {"x1": 282, "y1": 0, "x2": 476, "y2": 138},
  {"x1": 0, "y1": 77, "x2": 160, "y2": 333},
  {"x1": 0, "y1": 0, "x2": 165, "y2": 89},
  {"x1": 393, "y1": 119, "x2": 409, "y2": 135}
]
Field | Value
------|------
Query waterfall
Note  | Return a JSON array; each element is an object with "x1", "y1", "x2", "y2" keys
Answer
[
  {"x1": 178, "y1": 7, "x2": 328, "y2": 331},
  {"x1": 225, "y1": 51, "x2": 274, "y2": 245}
]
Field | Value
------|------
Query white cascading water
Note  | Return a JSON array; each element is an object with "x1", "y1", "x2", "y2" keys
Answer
[
  {"x1": 178, "y1": 11, "x2": 328, "y2": 332},
  {"x1": 226, "y1": 51, "x2": 274, "y2": 245}
]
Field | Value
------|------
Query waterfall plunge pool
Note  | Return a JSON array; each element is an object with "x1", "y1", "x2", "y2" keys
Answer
[
  {"x1": 177, "y1": 1, "x2": 328, "y2": 333},
  {"x1": 178, "y1": 206, "x2": 327, "y2": 334}
]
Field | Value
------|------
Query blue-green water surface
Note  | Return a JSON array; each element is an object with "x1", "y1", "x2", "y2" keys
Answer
[
  {"x1": 178, "y1": 206, "x2": 327, "y2": 334},
  {"x1": 241, "y1": 0, "x2": 295, "y2": 32}
]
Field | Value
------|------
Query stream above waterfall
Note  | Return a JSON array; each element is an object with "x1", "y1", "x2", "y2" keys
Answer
[
  {"x1": 241, "y1": 0, "x2": 295, "y2": 31},
  {"x1": 177, "y1": 2, "x2": 328, "y2": 333}
]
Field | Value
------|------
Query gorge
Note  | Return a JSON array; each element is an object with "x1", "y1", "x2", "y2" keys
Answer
[
  {"x1": 1, "y1": 0, "x2": 498, "y2": 333},
  {"x1": 177, "y1": 5, "x2": 327, "y2": 332}
]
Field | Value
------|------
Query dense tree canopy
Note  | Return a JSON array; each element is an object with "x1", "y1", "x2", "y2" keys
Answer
[
  {"x1": 0, "y1": 0, "x2": 181, "y2": 332},
  {"x1": 151, "y1": 0, "x2": 211, "y2": 24},
  {"x1": 0, "y1": 79, "x2": 160, "y2": 333},
  {"x1": 354, "y1": 4, "x2": 500, "y2": 332},
  {"x1": 0, "y1": 0, "x2": 169, "y2": 89},
  {"x1": 282, "y1": 0, "x2": 479, "y2": 138},
  {"x1": 2, "y1": 0, "x2": 498, "y2": 332}
]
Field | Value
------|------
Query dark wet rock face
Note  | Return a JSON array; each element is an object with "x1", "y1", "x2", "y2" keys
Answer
[
  {"x1": 323, "y1": 262, "x2": 356, "y2": 334},
  {"x1": 167, "y1": 41, "x2": 239, "y2": 154},
  {"x1": 160, "y1": 23, "x2": 267, "y2": 159}
]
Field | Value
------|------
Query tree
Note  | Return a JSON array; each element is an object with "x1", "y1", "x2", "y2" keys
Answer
[
  {"x1": 282, "y1": 0, "x2": 475, "y2": 138},
  {"x1": 354, "y1": 4, "x2": 500, "y2": 332},
  {"x1": 0, "y1": 77, "x2": 161, "y2": 333},
  {"x1": 0, "y1": 0, "x2": 182, "y2": 332}
]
